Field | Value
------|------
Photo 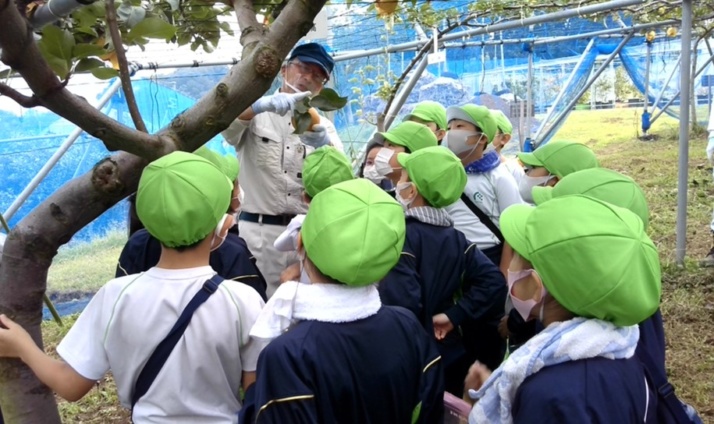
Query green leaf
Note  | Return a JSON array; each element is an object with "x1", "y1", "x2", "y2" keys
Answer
[
  {"x1": 90, "y1": 67, "x2": 119, "y2": 79},
  {"x1": 292, "y1": 111, "x2": 314, "y2": 135},
  {"x1": 39, "y1": 26, "x2": 75, "y2": 63},
  {"x1": 39, "y1": 47, "x2": 70, "y2": 79},
  {"x1": 128, "y1": 17, "x2": 176, "y2": 40},
  {"x1": 310, "y1": 88, "x2": 348, "y2": 112},
  {"x1": 294, "y1": 96, "x2": 310, "y2": 114},
  {"x1": 72, "y1": 43, "x2": 107, "y2": 59},
  {"x1": 75, "y1": 57, "x2": 105, "y2": 73}
]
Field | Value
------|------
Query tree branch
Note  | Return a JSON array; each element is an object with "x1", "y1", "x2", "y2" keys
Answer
[
  {"x1": 0, "y1": 0, "x2": 169, "y2": 159},
  {"x1": 0, "y1": 82, "x2": 40, "y2": 107},
  {"x1": 232, "y1": 0, "x2": 266, "y2": 48},
  {"x1": 105, "y1": 0, "x2": 148, "y2": 133}
]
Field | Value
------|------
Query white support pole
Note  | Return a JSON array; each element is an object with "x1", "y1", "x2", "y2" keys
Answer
[
  {"x1": 2, "y1": 79, "x2": 123, "y2": 223},
  {"x1": 650, "y1": 52, "x2": 714, "y2": 125},
  {"x1": 676, "y1": 0, "x2": 693, "y2": 266},
  {"x1": 534, "y1": 39, "x2": 596, "y2": 142}
]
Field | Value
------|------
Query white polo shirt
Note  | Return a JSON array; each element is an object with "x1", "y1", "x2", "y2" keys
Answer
[
  {"x1": 57, "y1": 266, "x2": 266, "y2": 423},
  {"x1": 445, "y1": 164, "x2": 523, "y2": 249}
]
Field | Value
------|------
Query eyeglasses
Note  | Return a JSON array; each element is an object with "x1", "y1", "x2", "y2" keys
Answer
[{"x1": 289, "y1": 61, "x2": 328, "y2": 85}]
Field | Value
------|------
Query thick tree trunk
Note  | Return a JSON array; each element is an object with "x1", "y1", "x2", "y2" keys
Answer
[{"x1": 0, "y1": 0, "x2": 328, "y2": 421}]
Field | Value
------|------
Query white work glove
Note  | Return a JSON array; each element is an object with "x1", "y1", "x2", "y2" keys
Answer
[
  {"x1": 251, "y1": 91, "x2": 310, "y2": 116},
  {"x1": 299, "y1": 124, "x2": 330, "y2": 148}
]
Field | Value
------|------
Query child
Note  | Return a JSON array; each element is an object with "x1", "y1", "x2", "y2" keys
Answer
[
  {"x1": 516, "y1": 140, "x2": 599, "y2": 204},
  {"x1": 467, "y1": 195, "x2": 661, "y2": 423},
  {"x1": 404, "y1": 100, "x2": 448, "y2": 144},
  {"x1": 0, "y1": 152, "x2": 267, "y2": 423},
  {"x1": 371, "y1": 121, "x2": 439, "y2": 186},
  {"x1": 274, "y1": 146, "x2": 354, "y2": 253},
  {"x1": 379, "y1": 146, "x2": 507, "y2": 395},
  {"x1": 490, "y1": 110, "x2": 524, "y2": 185},
  {"x1": 360, "y1": 135, "x2": 395, "y2": 193},
  {"x1": 442, "y1": 104, "x2": 521, "y2": 270},
  {"x1": 243, "y1": 179, "x2": 444, "y2": 423},
  {"x1": 115, "y1": 147, "x2": 267, "y2": 300}
]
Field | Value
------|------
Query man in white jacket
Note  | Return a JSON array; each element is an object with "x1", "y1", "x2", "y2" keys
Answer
[{"x1": 703, "y1": 105, "x2": 714, "y2": 266}]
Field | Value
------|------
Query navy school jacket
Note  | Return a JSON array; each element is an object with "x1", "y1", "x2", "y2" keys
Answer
[
  {"x1": 379, "y1": 217, "x2": 507, "y2": 365},
  {"x1": 115, "y1": 228, "x2": 267, "y2": 300},
  {"x1": 512, "y1": 356, "x2": 658, "y2": 423},
  {"x1": 242, "y1": 306, "x2": 444, "y2": 424}
]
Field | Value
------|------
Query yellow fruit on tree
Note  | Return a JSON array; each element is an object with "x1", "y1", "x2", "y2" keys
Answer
[
  {"x1": 666, "y1": 27, "x2": 678, "y2": 37},
  {"x1": 375, "y1": 0, "x2": 398, "y2": 17},
  {"x1": 645, "y1": 31, "x2": 656, "y2": 42}
]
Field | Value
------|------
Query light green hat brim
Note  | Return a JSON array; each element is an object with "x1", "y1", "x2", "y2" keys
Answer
[
  {"x1": 517, "y1": 141, "x2": 599, "y2": 178},
  {"x1": 500, "y1": 204, "x2": 534, "y2": 261},
  {"x1": 406, "y1": 101, "x2": 448, "y2": 130},
  {"x1": 532, "y1": 186, "x2": 554, "y2": 205},
  {"x1": 380, "y1": 121, "x2": 438, "y2": 152},
  {"x1": 446, "y1": 105, "x2": 498, "y2": 144}
]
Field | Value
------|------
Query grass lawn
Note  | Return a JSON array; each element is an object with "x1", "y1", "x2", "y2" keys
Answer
[{"x1": 41, "y1": 108, "x2": 713, "y2": 422}]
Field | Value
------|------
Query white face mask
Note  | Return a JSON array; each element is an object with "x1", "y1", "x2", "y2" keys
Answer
[
  {"x1": 210, "y1": 214, "x2": 231, "y2": 252},
  {"x1": 518, "y1": 175, "x2": 554, "y2": 204},
  {"x1": 374, "y1": 148, "x2": 397, "y2": 176},
  {"x1": 363, "y1": 165, "x2": 385, "y2": 184},
  {"x1": 298, "y1": 252, "x2": 312, "y2": 284},
  {"x1": 444, "y1": 130, "x2": 483, "y2": 157},
  {"x1": 395, "y1": 182, "x2": 414, "y2": 209}
]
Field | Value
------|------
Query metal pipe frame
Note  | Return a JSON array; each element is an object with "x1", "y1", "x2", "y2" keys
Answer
[
  {"x1": 650, "y1": 53, "x2": 682, "y2": 112},
  {"x1": 2, "y1": 79, "x2": 123, "y2": 222},
  {"x1": 644, "y1": 41, "x2": 652, "y2": 115},
  {"x1": 525, "y1": 47, "x2": 534, "y2": 148},
  {"x1": 676, "y1": 0, "x2": 692, "y2": 266},
  {"x1": 332, "y1": 0, "x2": 647, "y2": 62},
  {"x1": 30, "y1": 0, "x2": 93, "y2": 29},
  {"x1": 534, "y1": 39, "x2": 596, "y2": 142},
  {"x1": 537, "y1": 32, "x2": 635, "y2": 145},
  {"x1": 383, "y1": 53, "x2": 430, "y2": 130},
  {"x1": 649, "y1": 51, "x2": 714, "y2": 125}
]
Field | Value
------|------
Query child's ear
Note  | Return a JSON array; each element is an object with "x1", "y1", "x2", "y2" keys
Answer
[{"x1": 503, "y1": 134, "x2": 512, "y2": 145}]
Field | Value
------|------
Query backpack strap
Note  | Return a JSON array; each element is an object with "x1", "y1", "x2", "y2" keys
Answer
[
  {"x1": 131, "y1": 275, "x2": 225, "y2": 411},
  {"x1": 459, "y1": 193, "x2": 504, "y2": 244},
  {"x1": 638, "y1": 343, "x2": 693, "y2": 423}
]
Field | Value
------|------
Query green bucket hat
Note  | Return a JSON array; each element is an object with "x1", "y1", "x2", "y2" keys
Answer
[
  {"x1": 517, "y1": 141, "x2": 599, "y2": 178},
  {"x1": 380, "y1": 121, "x2": 438, "y2": 153},
  {"x1": 501, "y1": 195, "x2": 661, "y2": 326},
  {"x1": 193, "y1": 146, "x2": 240, "y2": 182},
  {"x1": 301, "y1": 179, "x2": 406, "y2": 286},
  {"x1": 446, "y1": 104, "x2": 498, "y2": 143},
  {"x1": 491, "y1": 110, "x2": 513, "y2": 135},
  {"x1": 405, "y1": 101, "x2": 447, "y2": 130},
  {"x1": 532, "y1": 168, "x2": 650, "y2": 228},
  {"x1": 137, "y1": 151, "x2": 232, "y2": 248},
  {"x1": 397, "y1": 146, "x2": 466, "y2": 208},
  {"x1": 303, "y1": 146, "x2": 355, "y2": 198}
]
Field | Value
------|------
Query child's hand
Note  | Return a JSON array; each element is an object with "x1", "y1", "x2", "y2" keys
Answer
[
  {"x1": 279, "y1": 263, "x2": 301, "y2": 284},
  {"x1": 432, "y1": 313, "x2": 454, "y2": 340},
  {"x1": 0, "y1": 314, "x2": 35, "y2": 359},
  {"x1": 463, "y1": 361, "x2": 492, "y2": 404}
]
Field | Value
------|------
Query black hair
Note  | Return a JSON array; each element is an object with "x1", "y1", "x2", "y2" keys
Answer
[
  {"x1": 127, "y1": 193, "x2": 145, "y2": 237},
  {"x1": 161, "y1": 238, "x2": 204, "y2": 253}
]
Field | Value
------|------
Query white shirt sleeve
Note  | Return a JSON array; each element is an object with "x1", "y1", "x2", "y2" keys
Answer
[
  {"x1": 56, "y1": 286, "x2": 112, "y2": 381},
  {"x1": 320, "y1": 116, "x2": 344, "y2": 152},
  {"x1": 493, "y1": 166, "x2": 524, "y2": 214},
  {"x1": 226, "y1": 284, "x2": 270, "y2": 372},
  {"x1": 222, "y1": 119, "x2": 250, "y2": 148}
]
